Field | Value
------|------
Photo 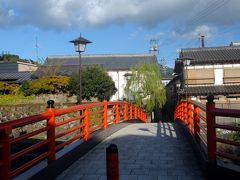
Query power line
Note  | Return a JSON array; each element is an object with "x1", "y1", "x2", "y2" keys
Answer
[
  {"x1": 180, "y1": 0, "x2": 231, "y2": 48},
  {"x1": 186, "y1": 0, "x2": 230, "y2": 27}
]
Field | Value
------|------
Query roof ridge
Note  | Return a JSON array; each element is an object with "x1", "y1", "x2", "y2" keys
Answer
[
  {"x1": 182, "y1": 45, "x2": 240, "y2": 52},
  {"x1": 47, "y1": 53, "x2": 156, "y2": 59}
]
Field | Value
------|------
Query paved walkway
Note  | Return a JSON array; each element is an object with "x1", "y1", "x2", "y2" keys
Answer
[{"x1": 56, "y1": 122, "x2": 204, "y2": 180}]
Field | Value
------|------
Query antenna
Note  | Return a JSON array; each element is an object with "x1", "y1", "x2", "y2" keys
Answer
[
  {"x1": 149, "y1": 39, "x2": 159, "y2": 54},
  {"x1": 198, "y1": 33, "x2": 201, "y2": 48},
  {"x1": 35, "y1": 35, "x2": 39, "y2": 63},
  {"x1": 198, "y1": 33, "x2": 205, "y2": 48},
  {"x1": 201, "y1": 35, "x2": 205, "y2": 48}
]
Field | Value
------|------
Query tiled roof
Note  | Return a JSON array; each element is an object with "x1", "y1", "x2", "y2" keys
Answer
[
  {"x1": 0, "y1": 72, "x2": 34, "y2": 83},
  {"x1": 180, "y1": 45, "x2": 240, "y2": 65},
  {"x1": 45, "y1": 54, "x2": 157, "y2": 70},
  {"x1": 179, "y1": 85, "x2": 240, "y2": 96}
]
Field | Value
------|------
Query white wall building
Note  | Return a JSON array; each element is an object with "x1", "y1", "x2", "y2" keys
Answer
[
  {"x1": 44, "y1": 54, "x2": 158, "y2": 101},
  {"x1": 108, "y1": 70, "x2": 132, "y2": 100}
]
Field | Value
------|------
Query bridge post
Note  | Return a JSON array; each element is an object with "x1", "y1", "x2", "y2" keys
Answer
[
  {"x1": 140, "y1": 109, "x2": 142, "y2": 120},
  {"x1": 84, "y1": 108, "x2": 90, "y2": 141},
  {"x1": 103, "y1": 100, "x2": 108, "y2": 129},
  {"x1": 184, "y1": 101, "x2": 188, "y2": 125},
  {"x1": 123, "y1": 101, "x2": 127, "y2": 121},
  {"x1": 46, "y1": 100, "x2": 56, "y2": 163},
  {"x1": 206, "y1": 95, "x2": 216, "y2": 164},
  {"x1": 0, "y1": 127, "x2": 11, "y2": 180},
  {"x1": 138, "y1": 108, "x2": 140, "y2": 119},
  {"x1": 181, "y1": 100, "x2": 184, "y2": 122},
  {"x1": 115, "y1": 103, "x2": 119, "y2": 124},
  {"x1": 187, "y1": 98, "x2": 193, "y2": 134},
  {"x1": 129, "y1": 104, "x2": 133, "y2": 120},
  {"x1": 134, "y1": 105, "x2": 137, "y2": 119},
  {"x1": 194, "y1": 106, "x2": 200, "y2": 143},
  {"x1": 106, "y1": 144, "x2": 119, "y2": 180}
]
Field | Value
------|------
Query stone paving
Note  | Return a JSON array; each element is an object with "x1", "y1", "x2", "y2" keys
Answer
[{"x1": 56, "y1": 122, "x2": 205, "y2": 180}]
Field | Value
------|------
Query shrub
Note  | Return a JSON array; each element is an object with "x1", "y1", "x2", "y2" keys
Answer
[
  {"x1": 20, "y1": 81, "x2": 32, "y2": 96},
  {"x1": 29, "y1": 75, "x2": 70, "y2": 95},
  {"x1": 0, "y1": 81, "x2": 19, "y2": 95}
]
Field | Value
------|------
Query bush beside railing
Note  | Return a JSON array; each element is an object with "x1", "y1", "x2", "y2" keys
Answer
[
  {"x1": 0, "y1": 100, "x2": 146, "y2": 180},
  {"x1": 174, "y1": 95, "x2": 240, "y2": 168}
]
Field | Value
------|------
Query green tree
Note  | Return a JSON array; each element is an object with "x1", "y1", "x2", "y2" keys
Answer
[
  {"x1": 20, "y1": 81, "x2": 32, "y2": 96},
  {"x1": 0, "y1": 54, "x2": 19, "y2": 62},
  {"x1": 29, "y1": 75, "x2": 70, "y2": 95},
  {"x1": 126, "y1": 62, "x2": 166, "y2": 112},
  {"x1": 68, "y1": 65, "x2": 116, "y2": 101}
]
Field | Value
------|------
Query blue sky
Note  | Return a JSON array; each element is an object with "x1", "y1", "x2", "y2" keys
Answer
[{"x1": 0, "y1": 0, "x2": 240, "y2": 67}]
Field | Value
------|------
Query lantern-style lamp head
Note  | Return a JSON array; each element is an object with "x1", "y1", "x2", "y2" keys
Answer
[
  {"x1": 124, "y1": 73, "x2": 132, "y2": 80},
  {"x1": 180, "y1": 57, "x2": 192, "y2": 66},
  {"x1": 70, "y1": 35, "x2": 92, "y2": 53}
]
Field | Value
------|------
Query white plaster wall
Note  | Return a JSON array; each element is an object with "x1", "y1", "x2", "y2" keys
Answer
[
  {"x1": 214, "y1": 69, "x2": 223, "y2": 85},
  {"x1": 187, "y1": 64, "x2": 240, "y2": 69},
  {"x1": 18, "y1": 62, "x2": 38, "y2": 72},
  {"x1": 108, "y1": 70, "x2": 131, "y2": 101}
]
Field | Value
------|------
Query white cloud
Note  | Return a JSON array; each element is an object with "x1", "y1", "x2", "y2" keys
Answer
[
  {"x1": 171, "y1": 25, "x2": 216, "y2": 40},
  {"x1": 145, "y1": 32, "x2": 165, "y2": 41},
  {"x1": 0, "y1": 0, "x2": 240, "y2": 31}
]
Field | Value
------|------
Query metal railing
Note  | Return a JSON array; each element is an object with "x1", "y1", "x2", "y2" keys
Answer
[
  {"x1": 174, "y1": 95, "x2": 240, "y2": 168},
  {"x1": 0, "y1": 100, "x2": 146, "y2": 180}
]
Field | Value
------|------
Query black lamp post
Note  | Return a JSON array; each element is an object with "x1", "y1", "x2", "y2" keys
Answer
[
  {"x1": 70, "y1": 35, "x2": 92, "y2": 104},
  {"x1": 181, "y1": 57, "x2": 192, "y2": 99},
  {"x1": 124, "y1": 73, "x2": 132, "y2": 102}
]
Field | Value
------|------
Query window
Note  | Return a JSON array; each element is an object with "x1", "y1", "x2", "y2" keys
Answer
[{"x1": 214, "y1": 69, "x2": 223, "y2": 85}]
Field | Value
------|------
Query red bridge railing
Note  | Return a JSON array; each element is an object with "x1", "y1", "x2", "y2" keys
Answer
[
  {"x1": 174, "y1": 95, "x2": 240, "y2": 170},
  {"x1": 0, "y1": 100, "x2": 146, "y2": 180}
]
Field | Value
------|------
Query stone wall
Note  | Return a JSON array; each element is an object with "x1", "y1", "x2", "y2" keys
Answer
[
  {"x1": 16, "y1": 94, "x2": 77, "y2": 104},
  {"x1": 0, "y1": 94, "x2": 79, "y2": 122},
  {"x1": 0, "y1": 102, "x2": 77, "y2": 123}
]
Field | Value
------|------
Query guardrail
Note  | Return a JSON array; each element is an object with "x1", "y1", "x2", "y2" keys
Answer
[
  {"x1": 0, "y1": 100, "x2": 146, "y2": 180},
  {"x1": 174, "y1": 95, "x2": 240, "y2": 169}
]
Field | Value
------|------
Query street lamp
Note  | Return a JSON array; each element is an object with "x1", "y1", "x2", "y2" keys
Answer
[
  {"x1": 139, "y1": 91, "x2": 144, "y2": 108},
  {"x1": 124, "y1": 73, "x2": 132, "y2": 102},
  {"x1": 70, "y1": 35, "x2": 92, "y2": 104},
  {"x1": 181, "y1": 57, "x2": 192, "y2": 99},
  {"x1": 176, "y1": 81, "x2": 181, "y2": 103}
]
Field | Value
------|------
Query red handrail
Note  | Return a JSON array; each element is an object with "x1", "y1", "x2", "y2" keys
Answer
[
  {"x1": 0, "y1": 100, "x2": 147, "y2": 180},
  {"x1": 174, "y1": 96, "x2": 240, "y2": 169}
]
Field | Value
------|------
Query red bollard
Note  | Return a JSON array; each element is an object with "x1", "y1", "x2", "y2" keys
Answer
[{"x1": 106, "y1": 144, "x2": 119, "y2": 180}]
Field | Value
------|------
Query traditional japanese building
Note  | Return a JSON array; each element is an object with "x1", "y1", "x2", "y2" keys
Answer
[
  {"x1": 173, "y1": 43, "x2": 240, "y2": 103},
  {"x1": 38, "y1": 54, "x2": 157, "y2": 101},
  {"x1": 0, "y1": 61, "x2": 37, "y2": 83}
]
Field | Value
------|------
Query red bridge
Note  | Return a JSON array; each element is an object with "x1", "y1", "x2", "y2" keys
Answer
[{"x1": 0, "y1": 97, "x2": 239, "y2": 179}]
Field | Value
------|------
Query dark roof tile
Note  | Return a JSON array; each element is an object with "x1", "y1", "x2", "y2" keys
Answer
[
  {"x1": 180, "y1": 46, "x2": 240, "y2": 64},
  {"x1": 179, "y1": 85, "x2": 240, "y2": 96},
  {"x1": 45, "y1": 54, "x2": 157, "y2": 70},
  {"x1": 0, "y1": 72, "x2": 34, "y2": 83}
]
